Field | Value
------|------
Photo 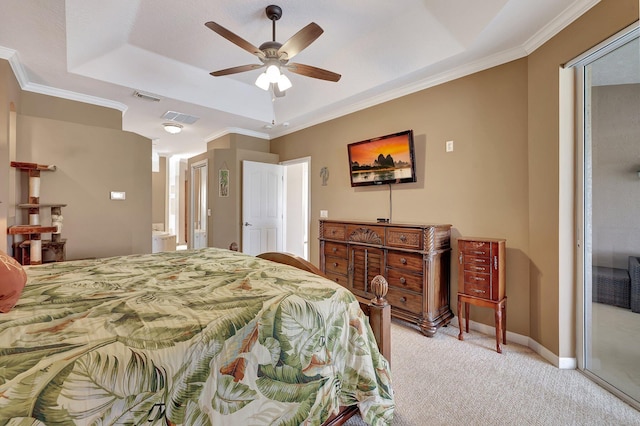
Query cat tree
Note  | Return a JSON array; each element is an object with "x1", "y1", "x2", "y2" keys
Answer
[{"x1": 7, "y1": 161, "x2": 67, "y2": 265}]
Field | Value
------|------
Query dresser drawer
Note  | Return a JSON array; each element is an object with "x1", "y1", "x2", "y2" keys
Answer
[
  {"x1": 386, "y1": 227, "x2": 422, "y2": 249},
  {"x1": 386, "y1": 287, "x2": 422, "y2": 314},
  {"x1": 387, "y1": 251, "x2": 423, "y2": 273},
  {"x1": 386, "y1": 268, "x2": 423, "y2": 293},
  {"x1": 325, "y1": 271, "x2": 348, "y2": 287},
  {"x1": 459, "y1": 240, "x2": 492, "y2": 256},
  {"x1": 325, "y1": 256, "x2": 348, "y2": 275},
  {"x1": 324, "y1": 242, "x2": 348, "y2": 259},
  {"x1": 323, "y1": 223, "x2": 346, "y2": 240}
]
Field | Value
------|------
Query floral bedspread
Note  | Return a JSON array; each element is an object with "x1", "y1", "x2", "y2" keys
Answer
[{"x1": 0, "y1": 248, "x2": 393, "y2": 425}]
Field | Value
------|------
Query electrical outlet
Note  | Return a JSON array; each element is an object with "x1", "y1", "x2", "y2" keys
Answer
[
  {"x1": 320, "y1": 210, "x2": 328, "y2": 218},
  {"x1": 446, "y1": 140, "x2": 454, "y2": 152}
]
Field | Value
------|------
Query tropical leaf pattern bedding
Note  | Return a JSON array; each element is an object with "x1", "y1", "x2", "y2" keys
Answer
[{"x1": 0, "y1": 248, "x2": 393, "y2": 425}]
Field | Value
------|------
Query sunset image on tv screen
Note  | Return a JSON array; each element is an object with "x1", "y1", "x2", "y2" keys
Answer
[{"x1": 349, "y1": 135, "x2": 412, "y2": 166}]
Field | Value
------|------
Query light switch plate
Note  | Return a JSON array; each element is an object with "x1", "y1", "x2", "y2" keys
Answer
[
  {"x1": 320, "y1": 210, "x2": 328, "y2": 218},
  {"x1": 446, "y1": 140, "x2": 454, "y2": 152},
  {"x1": 110, "y1": 191, "x2": 126, "y2": 200}
]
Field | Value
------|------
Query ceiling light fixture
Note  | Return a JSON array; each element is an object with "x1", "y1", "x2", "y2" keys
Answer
[
  {"x1": 255, "y1": 61, "x2": 292, "y2": 92},
  {"x1": 163, "y1": 123, "x2": 183, "y2": 134}
]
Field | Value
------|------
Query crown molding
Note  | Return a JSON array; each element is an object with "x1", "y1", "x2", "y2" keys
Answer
[
  {"x1": 23, "y1": 82, "x2": 128, "y2": 113},
  {"x1": 271, "y1": 45, "x2": 529, "y2": 139},
  {"x1": 524, "y1": 0, "x2": 601, "y2": 54},
  {"x1": 0, "y1": 45, "x2": 127, "y2": 114},
  {"x1": 206, "y1": 127, "x2": 270, "y2": 143}
]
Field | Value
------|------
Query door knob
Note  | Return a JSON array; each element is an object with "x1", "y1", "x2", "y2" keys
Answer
[{"x1": 244, "y1": 222, "x2": 252, "y2": 226}]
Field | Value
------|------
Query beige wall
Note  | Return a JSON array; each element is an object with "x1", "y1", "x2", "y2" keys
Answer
[
  {"x1": 272, "y1": 58, "x2": 531, "y2": 336},
  {"x1": 0, "y1": 78, "x2": 152, "y2": 259},
  {"x1": 271, "y1": 0, "x2": 639, "y2": 357}
]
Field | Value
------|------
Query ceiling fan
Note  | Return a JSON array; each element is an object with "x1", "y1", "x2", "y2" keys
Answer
[{"x1": 205, "y1": 4, "x2": 341, "y2": 97}]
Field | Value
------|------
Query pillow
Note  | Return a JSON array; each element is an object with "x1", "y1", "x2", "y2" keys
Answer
[{"x1": 0, "y1": 249, "x2": 27, "y2": 313}]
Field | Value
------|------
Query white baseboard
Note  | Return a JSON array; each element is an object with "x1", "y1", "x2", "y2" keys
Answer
[{"x1": 452, "y1": 316, "x2": 577, "y2": 369}]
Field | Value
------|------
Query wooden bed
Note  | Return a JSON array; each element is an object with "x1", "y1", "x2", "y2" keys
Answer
[
  {"x1": 0, "y1": 248, "x2": 394, "y2": 426},
  {"x1": 257, "y1": 252, "x2": 392, "y2": 426}
]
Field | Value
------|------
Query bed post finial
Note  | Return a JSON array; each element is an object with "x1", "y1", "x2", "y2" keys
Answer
[{"x1": 371, "y1": 275, "x2": 389, "y2": 306}]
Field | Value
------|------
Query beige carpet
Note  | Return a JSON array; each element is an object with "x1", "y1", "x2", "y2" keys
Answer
[{"x1": 345, "y1": 319, "x2": 640, "y2": 426}]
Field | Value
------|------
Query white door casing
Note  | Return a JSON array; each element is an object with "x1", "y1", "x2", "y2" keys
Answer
[{"x1": 190, "y1": 160, "x2": 208, "y2": 249}]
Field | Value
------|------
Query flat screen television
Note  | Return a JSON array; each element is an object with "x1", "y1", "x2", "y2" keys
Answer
[{"x1": 347, "y1": 130, "x2": 417, "y2": 187}]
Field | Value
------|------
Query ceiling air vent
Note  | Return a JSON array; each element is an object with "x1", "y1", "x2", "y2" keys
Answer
[
  {"x1": 132, "y1": 90, "x2": 162, "y2": 102},
  {"x1": 162, "y1": 111, "x2": 200, "y2": 125}
]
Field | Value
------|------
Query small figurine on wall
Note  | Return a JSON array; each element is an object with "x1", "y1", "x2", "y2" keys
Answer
[{"x1": 320, "y1": 167, "x2": 329, "y2": 186}]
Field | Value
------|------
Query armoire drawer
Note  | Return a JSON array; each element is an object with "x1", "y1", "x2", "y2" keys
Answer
[
  {"x1": 322, "y1": 223, "x2": 346, "y2": 241},
  {"x1": 386, "y1": 287, "x2": 422, "y2": 315},
  {"x1": 387, "y1": 251, "x2": 423, "y2": 273},
  {"x1": 324, "y1": 242, "x2": 348, "y2": 259},
  {"x1": 386, "y1": 227, "x2": 422, "y2": 250},
  {"x1": 386, "y1": 268, "x2": 423, "y2": 293},
  {"x1": 325, "y1": 271, "x2": 348, "y2": 287},
  {"x1": 324, "y1": 256, "x2": 348, "y2": 275}
]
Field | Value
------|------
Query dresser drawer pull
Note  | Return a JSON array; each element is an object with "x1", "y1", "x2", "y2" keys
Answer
[
  {"x1": 399, "y1": 277, "x2": 406, "y2": 285},
  {"x1": 471, "y1": 289, "x2": 486, "y2": 294},
  {"x1": 473, "y1": 276, "x2": 485, "y2": 281},
  {"x1": 400, "y1": 297, "x2": 407, "y2": 303},
  {"x1": 400, "y1": 257, "x2": 407, "y2": 264},
  {"x1": 494, "y1": 256, "x2": 498, "y2": 270},
  {"x1": 399, "y1": 234, "x2": 407, "y2": 242},
  {"x1": 334, "y1": 278, "x2": 340, "y2": 283},
  {"x1": 333, "y1": 262, "x2": 339, "y2": 267},
  {"x1": 471, "y1": 265, "x2": 486, "y2": 271},
  {"x1": 332, "y1": 247, "x2": 338, "y2": 253},
  {"x1": 472, "y1": 250, "x2": 485, "y2": 255}
]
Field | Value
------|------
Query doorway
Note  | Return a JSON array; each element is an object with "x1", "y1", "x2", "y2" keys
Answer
[
  {"x1": 190, "y1": 160, "x2": 208, "y2": 249},
  {"x1": 573, "y1": 23, "x2": 639, "y2": 409},
  {"x1": 282, "y1": 157, "x2": 310, "y2": 260},
  {"x1": 241, "y1": 157, "x2": 310, "y2": 259}
]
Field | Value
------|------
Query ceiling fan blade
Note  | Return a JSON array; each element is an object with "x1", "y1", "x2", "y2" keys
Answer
[
  {"x1": 285, "y1": 63, "x2": 341, "y2": 82},
  {"x1": 278, "y1": 22, "x2": 323, "y2": 61},
  {"x1": 205, "y1": 21, "x2": 265, "y2": 59},
  {"x1": 210, "y1": 64, "x2": 264, "y2": 77}
]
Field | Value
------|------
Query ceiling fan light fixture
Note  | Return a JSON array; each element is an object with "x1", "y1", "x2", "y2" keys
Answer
[
  {"x1": 266, "y1": 64, "x2": 281, "y2": 83},
  {"x1": 255, "y1": 72, "x2": 271, "y2": 90},
  {"x1": 163, "y1": 122, "x2": 183, "y2": 134},
  {"x1": 277, "y1": 74, "x2": 292, "y2": 91}
]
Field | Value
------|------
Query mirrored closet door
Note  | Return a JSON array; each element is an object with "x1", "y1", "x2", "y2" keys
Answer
[{"x1": 574, "y1": 23, "x2": 639, "y2": 410}]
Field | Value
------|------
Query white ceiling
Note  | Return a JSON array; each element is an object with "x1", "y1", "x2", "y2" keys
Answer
[{"x1": 0, "y1": 0, "x2": 603, "y2": 158}]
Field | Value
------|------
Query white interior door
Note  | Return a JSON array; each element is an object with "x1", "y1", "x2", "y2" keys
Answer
[{"x1": 242, "y1": 160, "x2": 284, "y2": 255}]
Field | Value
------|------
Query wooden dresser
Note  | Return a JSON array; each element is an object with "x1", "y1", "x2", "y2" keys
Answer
[
  {"x1": 456, "y1": 237, "x2": 506, "y2": 353},
  {"x1": 319, "y1": 219, "x2": 453, "y2": 336}
]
